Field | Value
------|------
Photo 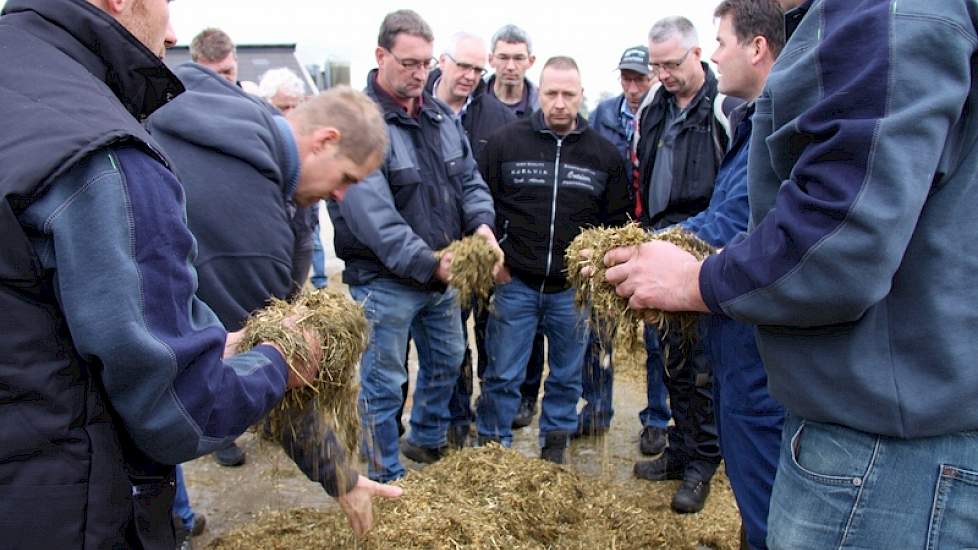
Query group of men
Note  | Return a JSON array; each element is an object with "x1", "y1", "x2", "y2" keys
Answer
[{"x1": 3, "y1": 1, "x2": 978, "y2": 550}]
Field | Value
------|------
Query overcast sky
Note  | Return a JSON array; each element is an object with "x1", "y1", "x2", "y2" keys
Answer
[
  {"x1": 4, "y1": 1, "x2": 726, "y2": 107},
  {"x1": 169, "y1": 0, "x2": 724, "y2": 105}
]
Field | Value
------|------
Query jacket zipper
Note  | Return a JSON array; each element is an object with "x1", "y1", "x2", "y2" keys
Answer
[{"x1": 542, "y1": 136, "x2": 563, "y2": 294}]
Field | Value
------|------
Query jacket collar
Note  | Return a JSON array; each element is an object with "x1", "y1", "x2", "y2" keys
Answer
[
  {"x1": 366, "y1": 69, "x2": 449, "y2": 127},
  {"x1": 647, "y1": 62, "x2": 718, "y2": 125},
  {"x1": 2, "y1": 0, "x2": 184, "y2": 121},
  {"x1": 785, "y1": 0, "x2": 815, "y2": 41}
]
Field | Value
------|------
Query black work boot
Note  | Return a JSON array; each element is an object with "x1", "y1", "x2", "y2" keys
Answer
[
  {"x1": 213, "y1": 441, "x2": 245, "y2": 467},
  {"x1": 512, "y1": 399, "x2": 536, "y2": 429},
  {"x1": 540, "y1": 431, "x2": 571, "y2": 465},
  {"x1": 639, "y1": 426, "x2": 668, "y2": 455},
  {"x1": 671, "y1": 478, "x2": 711, "y2": 513},
  {"x1": 633, "y1": 451, "x2": 685, "y2": 481},
  {"x1": 400, "y1": 440, "x2": 447, "y2": 464}
]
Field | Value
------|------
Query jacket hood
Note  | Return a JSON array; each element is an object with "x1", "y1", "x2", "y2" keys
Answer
[{"x1": 149, "y1": 63, "x2": 292, "y2": 195}]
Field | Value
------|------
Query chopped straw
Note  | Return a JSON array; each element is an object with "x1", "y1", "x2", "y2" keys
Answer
[
  {"x1": 240, "y1": 287, "x2": 368, "y2": 460},
  {"x1": 208, "y1": 445, "x2": 740, "y2": 549},
  {"x1": 436, "y1": 234, "x2": 501, "y2": 311},
  {"x1": 565, "y1": 223, "x2": 716, "y2": 356}
]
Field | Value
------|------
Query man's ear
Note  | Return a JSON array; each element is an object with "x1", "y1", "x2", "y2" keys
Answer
[
  {"x1": 93, "y1": 0, "x2": 128, "y2": 16},
  {"x1": 751, "y1": 36, "x2": 768, "y2": 65},
  {"x1": 310, "y1": 127, "x2": 341, "y2": 153}
]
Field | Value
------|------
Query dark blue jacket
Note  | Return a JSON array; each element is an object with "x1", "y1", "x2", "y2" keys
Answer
[
  {"x1": 590, "y1": 93, "x2": 646, "y2": 209},
  {"x1": 0, "y1": 1, "x2": 290, "y2": 546},
  {"x1": 147, "y1": 63, "x2": 358, "y2": 496},
  {"x1": 425, "y1": 69, "x2": 517, "y2": 159},
  {"x1": 329, "y1": 70, "x2": 495, "y2": 289},
  {"x1": 148, "y1": 63, "x2": 312, "y2": 331},
  {"x1": 700, "y1": 0, "x2": 978, "y2": 438},
  {"x1": 589, "y1": 94, "x2": 633, "y2": 174}
]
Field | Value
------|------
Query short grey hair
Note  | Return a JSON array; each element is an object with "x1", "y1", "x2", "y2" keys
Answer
[
  {"x1": 258, "y1": 68, "x2": 305, "y2": 100},
  {"x1": 491, "y1": 24, "x2": 532, "y2": 54},
  {"x1": 648, "y1": 16, "x2": 699, "y2": 49},
  {"x1": 443, "y1": 32, "x2": 485, "y2": 58}
]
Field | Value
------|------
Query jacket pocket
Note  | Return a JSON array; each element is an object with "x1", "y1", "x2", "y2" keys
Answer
[{"x1": 387, "y1": 167, "x2": 422, "y2": 211}]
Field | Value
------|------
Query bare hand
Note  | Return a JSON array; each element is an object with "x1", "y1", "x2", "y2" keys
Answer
[
  {"x1": 434, "y1": 251, "x2": 454, "y2": 284},
  {"x1": 223, "y1": 329, "x2": 246, "y2": 358},
  {"x1": 603, "y1": 241, "x2": 710, "y2": 313},
  {"x1": 474, "y1": 224, "x2": 507, "y2": 283},
  {"x1": 337, "y1": 475, "x2": 405, "y2": 537},
  {"x1": 577, "y1": 248, "x2": 596, "y2": 278},
  {"x1": 279, "y1": 310, "x2": 322, "y2": 390},
  {"x1": 495, "y1": 263, "x2": 512, "y2": 285}
]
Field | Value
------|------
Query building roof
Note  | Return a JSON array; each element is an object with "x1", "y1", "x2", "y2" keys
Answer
[{"x1": 164, "y1": 44, "x2": 318, "y2": 96}]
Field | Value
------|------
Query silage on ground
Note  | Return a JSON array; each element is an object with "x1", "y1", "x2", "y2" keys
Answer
[{"x1": 208, "y1": 445, "x2": 740, "y2": 550}]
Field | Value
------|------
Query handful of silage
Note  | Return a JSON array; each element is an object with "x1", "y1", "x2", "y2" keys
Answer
[
  {"x1": 565, "y1": 223, "x2": 715, "y2": 352},
  {"x1": 436, "y1": 234, "x2": 501, "y2": 311},
  {"x1": 239, "y1": 287, "x2": 368, "y2": 456}
]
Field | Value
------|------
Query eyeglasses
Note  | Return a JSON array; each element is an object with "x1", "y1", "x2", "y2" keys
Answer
[
  {"x1": 649, "y1": 48, "x2": 692, "y2": 74},
  {"x1": 444, "y1": 53, "x2": 487, "y2": 77},
  {"x1": 493, "y1": 53, "x2": 529, "y2": 65},
  {"x1": 385, "y1": 48, "x2": 437, "y2": 71}
]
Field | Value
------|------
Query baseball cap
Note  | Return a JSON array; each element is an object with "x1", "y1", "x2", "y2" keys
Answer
[{"x1": 617, "y1": 45, "x2": 650, "y2": 75}]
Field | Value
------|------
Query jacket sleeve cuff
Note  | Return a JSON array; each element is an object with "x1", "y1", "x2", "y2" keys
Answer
[
  {"x1": 698, "y1": 254, "x2": 725, "y2": 315},
  {"x1": 251, "y1": 344, "x2": 290, "y2": 392},
  {"x1": 410, "y1": 251, "x2": 440, "y2": 285},
  {"x1": 465, "y1": 213, "x2": 495, "y2": 234}
]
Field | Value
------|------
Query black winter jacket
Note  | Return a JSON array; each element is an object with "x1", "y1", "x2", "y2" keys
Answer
[
  {"x1": 636, "y1": 64, "x2": 739, "y2": 229},
  {"x1": 479, "y1": 112, "x2": 631, "y2": 292}
]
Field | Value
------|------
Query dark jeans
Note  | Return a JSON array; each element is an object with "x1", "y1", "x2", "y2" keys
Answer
[
  {"x1": 705, "y1": 316, "x2": 784, "y2": 549},
  {"x1": 579, "y1": 324, "x2": 614, "y2": 430},
  {"x1": 660, "y1": 321, "x2": 721, "y2": 482}
]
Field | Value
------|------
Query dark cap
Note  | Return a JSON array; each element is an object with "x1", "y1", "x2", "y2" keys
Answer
[{"x1": 617, "y1": 45, "x2": 650, "y2": 75}]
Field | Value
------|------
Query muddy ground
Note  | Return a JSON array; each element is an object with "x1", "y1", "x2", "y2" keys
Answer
[{"x1": 183, "y1": 319, "x2": 739, "y2": 548}]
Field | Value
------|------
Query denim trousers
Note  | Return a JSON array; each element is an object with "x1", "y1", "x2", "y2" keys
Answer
[
  {"x1": 768, "y1": 414, "x2": 978, "y2": 549},
  {"x1": 706, "y1": 316, "x2": 784, "y2": 550},
  {"x1": 639, "y1": 324, "x2": 672, "y2": 429},
  {"x1": 172, "y1": 464, "x2": 194, "y2": 527},
  {"x1": 476, "y1": 277, "x2": 588, "y2": 446},
  {"x1": 349, "y1": 279, "x2": 464, "y2": 482}
]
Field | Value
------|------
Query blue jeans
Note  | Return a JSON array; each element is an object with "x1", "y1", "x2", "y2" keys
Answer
[
  {"x1": 173, "y1": 464, "x2": 195, "y2": 528},
  {"x1": 349, "y1": 279, "x2": 464, "y2": 482},
  {"x1": 310, "y1": 227, "x2": 327, "y2": 289},
  {"x1": 579, "y1": 323, "x2": 614, "y2": 430},
  {"x1": 768, "y1": 414, "x2": 978, "y2": 549},
  {"x1": 639, "y1": 324, "x2": 671, "y2": 429},
  {"x1": 476, "y1": 277, "x2": 588, "y2": 446},
  {"x1": 706, "y1": 316, "x2": 784, "y2": 550}
]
